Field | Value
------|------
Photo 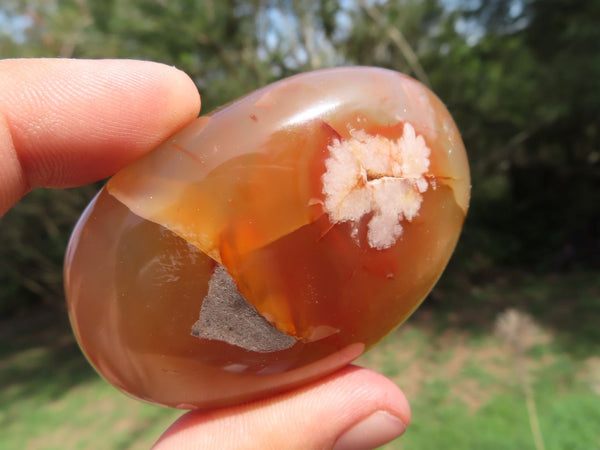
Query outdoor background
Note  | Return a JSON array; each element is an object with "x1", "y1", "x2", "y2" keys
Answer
[{"x1": 1, "y1": 0, "x2": 599, "y2": 448}]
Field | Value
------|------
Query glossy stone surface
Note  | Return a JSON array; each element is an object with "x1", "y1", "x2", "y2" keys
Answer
[{"x1": 64, "y1": 67, "x2": 470, "y2": 409}]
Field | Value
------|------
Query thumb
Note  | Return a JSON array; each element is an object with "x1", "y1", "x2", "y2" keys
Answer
[
  {"x1": 0, "y1": 58, "x2": 200, "y2": 215},
  {"x1": 154, "y1": 366, "x2": 410, "y2": 450}
]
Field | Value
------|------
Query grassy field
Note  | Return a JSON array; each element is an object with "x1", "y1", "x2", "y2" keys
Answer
[{"x1": 1, "y1": 272, "x2": 599, "y2": 449}]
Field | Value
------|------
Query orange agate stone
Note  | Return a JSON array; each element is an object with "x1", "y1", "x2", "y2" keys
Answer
[{"x1": 64, "y1": 67, "x2": 470, "y2": 408}]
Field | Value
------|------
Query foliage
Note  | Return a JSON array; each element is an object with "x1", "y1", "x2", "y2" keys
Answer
[{"x1": 0, "y1": 0, "x2": 598, "y2": 314}]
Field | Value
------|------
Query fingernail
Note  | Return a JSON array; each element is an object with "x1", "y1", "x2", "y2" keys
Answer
[{"x1": 333, "y1": 411, "x2": 407, "y2": 450}]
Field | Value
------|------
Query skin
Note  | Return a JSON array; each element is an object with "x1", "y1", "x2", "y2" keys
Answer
[{"x1": 0, "y1": 59, "x2": 411, "y2": 449}]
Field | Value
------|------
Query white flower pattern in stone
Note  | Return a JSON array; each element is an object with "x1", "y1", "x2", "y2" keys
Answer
[{"x1": 322, "y1": 122, "x2": 431, "y2": 249}]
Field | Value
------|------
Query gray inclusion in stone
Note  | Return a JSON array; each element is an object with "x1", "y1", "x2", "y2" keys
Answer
[{"x1": 191, "y1": 265, "x2": 297, "y2": 353}]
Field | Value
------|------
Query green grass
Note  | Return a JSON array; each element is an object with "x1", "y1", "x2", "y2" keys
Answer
[
  {"x1": 1, "y1": 273, "x2": 599, "y2": 449},
  {"x1": 364, "y1": 323, "x2": 600, "y2": 450},
  {"x1": 359, "y1": 272, "x2": 600, "y2": 449},
  {"x1": 0, "y1": 312, "x2": 180, "y2": 449}
]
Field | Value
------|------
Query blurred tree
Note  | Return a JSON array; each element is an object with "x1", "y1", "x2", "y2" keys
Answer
[
  {"x1": 0, "y1": 0, "x2": 598, "y2": 316},
  {"x1": 462, "y1": 0, "x2": 600, "y2": 269}
]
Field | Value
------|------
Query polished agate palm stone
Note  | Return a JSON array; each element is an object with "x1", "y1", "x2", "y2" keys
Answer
[{"x1": 64, "y1": 67, "x2": 470, "y2": 408}]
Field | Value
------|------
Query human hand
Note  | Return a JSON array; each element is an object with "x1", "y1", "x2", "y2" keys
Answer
[{"x1": 0, "y1": 58, "x2": 411, "y2": 449}]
